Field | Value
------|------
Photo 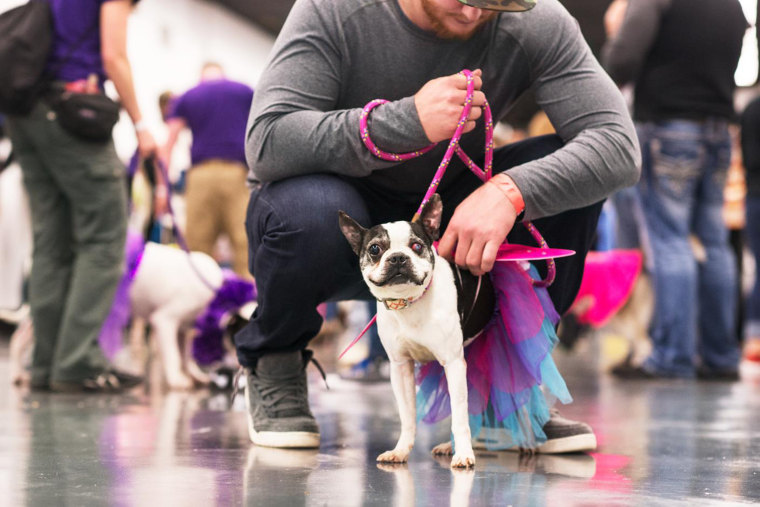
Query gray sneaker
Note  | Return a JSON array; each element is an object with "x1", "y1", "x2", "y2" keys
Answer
[
  {"x1": 245, "y1": 350, "x2": 320, "y2": 448},
  {"x1": 537, "y1": 410, "x2": 597, "y2": 454},
  {"x1": 472, "y1": 409, "x2": 597, "y2": 454}
]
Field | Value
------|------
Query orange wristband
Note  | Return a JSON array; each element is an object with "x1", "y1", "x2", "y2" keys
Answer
[{"x1": 487, "y1": 174, "x2": 525, "y2": 217}]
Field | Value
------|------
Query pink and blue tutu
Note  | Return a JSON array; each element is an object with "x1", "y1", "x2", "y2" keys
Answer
[{"x1": 415, "y1": 261, "x2": 572, "y2": 450}]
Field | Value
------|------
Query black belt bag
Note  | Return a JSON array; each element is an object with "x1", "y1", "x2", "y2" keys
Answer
[{"x1": 50, "y1": 90, "x2": 120, "y2": 143}]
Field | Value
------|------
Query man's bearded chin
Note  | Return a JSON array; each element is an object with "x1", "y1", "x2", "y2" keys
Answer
[{"x1": 421, "y1": 0, "x2": 496, "y2": 40}]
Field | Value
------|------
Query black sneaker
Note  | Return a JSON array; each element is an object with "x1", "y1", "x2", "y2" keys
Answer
[
  {"x1": 696, "y1": 365, "x2": 740, "y2": 382},
  {"x1": 50, "y1": 368, "x2": 143, "y2": 393},
  {"x1": 245, "y1": 350, "x2": 320, "y2": 448},
  {"x1": 29, "y1": 375, "x2": 50, "y2": 391},
  {"x1": 610, "y1": 362, "x2": 659, "y2": 380},
  {"x1": 536, "y1": 409, "x2": 597, "y2": 454}
]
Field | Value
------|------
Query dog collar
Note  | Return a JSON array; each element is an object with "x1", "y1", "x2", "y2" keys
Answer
[{"x1": 380, "y1": 279, "x2": 432, "y2": 311}]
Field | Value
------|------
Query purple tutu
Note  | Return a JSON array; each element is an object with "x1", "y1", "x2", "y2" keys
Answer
[
  {"x1": 98, "y1": 231, "x2": 145, "y2": 359},
  {"x1": 416, "y1": 261, "x2": 572, "y2": 450},
  {"x1": 193, "y1": 271, "x2": 256, "y2": 365}
]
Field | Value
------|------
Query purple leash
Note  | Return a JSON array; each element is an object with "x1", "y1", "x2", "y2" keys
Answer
[{"x1": 150, "y1": 157, "x2": 219, "y2": 292}]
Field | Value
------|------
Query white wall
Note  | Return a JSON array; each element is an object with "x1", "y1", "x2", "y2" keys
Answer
[{"x1": 113, "y1": 0, "x2": 276, "y2": 160}]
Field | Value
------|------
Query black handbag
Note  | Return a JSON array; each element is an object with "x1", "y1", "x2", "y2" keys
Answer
[{"x1": 51, "y1": 90, "x2": 120, "y2": 142}]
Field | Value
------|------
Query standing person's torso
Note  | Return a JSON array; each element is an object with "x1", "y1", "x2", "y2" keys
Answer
[
  {"x1": 171, "y1": 79, "x2": 254, "y2": 166},
  {"x1": 634, "y1": 0, "x2": 747, "y2": 122},
  {"x1": 47, "y1": 0, "x2": 113, "y2": 84}
]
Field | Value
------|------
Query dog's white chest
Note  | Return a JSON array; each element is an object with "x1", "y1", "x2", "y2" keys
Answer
[{"x1": 376, "y1": 261, "x2": 464, "y2": 364}]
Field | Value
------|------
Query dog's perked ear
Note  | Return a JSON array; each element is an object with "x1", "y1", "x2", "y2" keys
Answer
[
  {"x1": 338, "y1": 211, "x2": 367, "y2": 256},
  {"x1": 419, "y1": 193, "x2": 443, "y2": 241}
]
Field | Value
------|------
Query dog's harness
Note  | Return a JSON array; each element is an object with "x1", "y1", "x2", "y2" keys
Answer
[
  {"x1": 339, "y1": 69, "x2": 563, "y2": 359},
  {"x1": 452, "y1": 264, "x2": 485, "y2": 329}
]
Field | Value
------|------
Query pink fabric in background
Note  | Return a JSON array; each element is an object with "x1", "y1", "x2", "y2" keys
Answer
[{"x1": 573, "y1": 249, "x2": 642, "y2": 328}]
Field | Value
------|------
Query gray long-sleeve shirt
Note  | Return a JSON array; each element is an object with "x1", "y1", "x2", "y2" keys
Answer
[{"x1": 246, "y1": 0, "x2": 640, "y2": 221}]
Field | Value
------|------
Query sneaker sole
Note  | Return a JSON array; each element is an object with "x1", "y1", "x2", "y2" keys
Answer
[
  {"x1": 244, "y1": 386, "x2": 320, "y2": 449},
  {"x1": 473, "y1": 432, "x2": 597, "y2": 454},
  {"x1": 536, "y1": 433, "x2": 597, "y2": 454}
]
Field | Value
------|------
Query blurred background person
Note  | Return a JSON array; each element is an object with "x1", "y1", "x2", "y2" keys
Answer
[
  {"x1": 601, "y1": 0, "x2": 643, "y2": 251},
  {"x1": 740, "y1": 95, "x2": 760, "y2": 363},
  {"x1": 602, "y1": 0, "x2": 748, "y2": 380},
  {"x1": 161, "y1": 62, "x2": 253, "y2": 278},
  {"x1": 0, "y1": 114, "x2": 32, "y2": 322},
  {"x1": 4, "y1": 0, "x2": 157, "y2": 392}
]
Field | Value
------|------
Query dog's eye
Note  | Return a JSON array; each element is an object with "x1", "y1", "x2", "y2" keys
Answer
[
  {"x1": 368, "y1": 244, "x2": 381, "y2": 256},
  {"x1": 411, "y1": 242, "x2": 423, "y2": 254}
]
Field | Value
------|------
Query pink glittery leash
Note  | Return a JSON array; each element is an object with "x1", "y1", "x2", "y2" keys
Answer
[
  {"x1": 360, "y1": 70, "x2": 493, "y2": 222},
  {"x1": 359, "y1": 69, "x2": 556, "y2": 285},
  {"x1": 339, "y1": 69, "x2": 557, "y2": 360}
]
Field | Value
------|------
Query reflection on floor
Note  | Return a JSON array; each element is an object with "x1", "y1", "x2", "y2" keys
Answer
[{"x1": 0, "y1": 332, "x2": 759, "y2": 506}]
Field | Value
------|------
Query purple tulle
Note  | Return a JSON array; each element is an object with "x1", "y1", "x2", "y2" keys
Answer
[
  {"x1": 98, "y1": 231, "x2": 145, "y2": 359},
  {"x1": 192, "y1": 271, "x2": 256, "y2": 365},
  {"x1": 416, "y1": 261, "x2": 570, "y2": 447}
]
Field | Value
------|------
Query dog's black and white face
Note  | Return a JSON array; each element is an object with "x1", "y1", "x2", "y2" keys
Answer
[{"x1": 339, "y1": 194, "x2": 443, "y2": 300}]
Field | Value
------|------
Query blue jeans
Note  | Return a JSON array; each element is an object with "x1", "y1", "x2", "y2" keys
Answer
[
  {"x1": 637, "y1": 120, "x2": 740, "y2": 376},
  {"x1": 744, "y1": 197, "x2": 760, "y2": 340},
  {"x1": 610, "y1": 185, "x2": 645, "y2": 250},
  {"x1": 235, "y1": 135, "x2": 604, "y2": 366}
]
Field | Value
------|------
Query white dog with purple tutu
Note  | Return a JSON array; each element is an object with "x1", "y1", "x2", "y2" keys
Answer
[{"x1": 10, "y1": 230, "x2": 255, "y2": 390}]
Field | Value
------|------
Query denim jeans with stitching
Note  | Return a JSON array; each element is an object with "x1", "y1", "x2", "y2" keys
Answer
[
  {"x1": 637, "y1": 120, "x2": 740, "y2": 377},
  {"x1": 234, "y1": 135, "x2": 604, "y2": 366}
]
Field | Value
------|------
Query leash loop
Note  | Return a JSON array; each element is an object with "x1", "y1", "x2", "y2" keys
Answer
[{"x1": 359, "y1": 69, "x2": 556, "y2": 286}]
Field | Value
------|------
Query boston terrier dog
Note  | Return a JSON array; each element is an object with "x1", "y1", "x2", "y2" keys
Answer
[{"x1": 339, "y1": 194, "x2": 494, "y2": 469}]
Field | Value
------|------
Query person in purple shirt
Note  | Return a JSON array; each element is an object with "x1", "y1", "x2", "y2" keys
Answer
[
  {"x1": 163, "y1": 62, "x2": 254, "y2": 277},
  {"x1": 6, "y1": 0, "x2": 157, "y2": 392}
]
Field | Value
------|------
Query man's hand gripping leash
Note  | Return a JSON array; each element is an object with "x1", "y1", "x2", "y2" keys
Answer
[{"x1": 340, "y1": 69, "x2": 571, "y2": 360}]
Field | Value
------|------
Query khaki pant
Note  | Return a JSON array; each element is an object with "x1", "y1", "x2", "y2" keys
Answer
[{"x1": 185, "y1": 160, "x2": 249, "y2": 277}]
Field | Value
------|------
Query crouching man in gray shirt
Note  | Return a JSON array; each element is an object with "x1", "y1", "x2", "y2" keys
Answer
[{"x1": 236, "y1": 0, "x2": 640, "y2": 452}]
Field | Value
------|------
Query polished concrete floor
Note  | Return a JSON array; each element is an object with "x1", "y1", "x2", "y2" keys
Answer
[{"x1": 1, "y1": 329, "x2": 759, "y2": 507}]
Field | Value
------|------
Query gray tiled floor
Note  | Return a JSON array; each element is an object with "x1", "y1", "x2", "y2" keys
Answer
[{"x1": 0, "y1": 334, "x2": 759, "y2": 507}]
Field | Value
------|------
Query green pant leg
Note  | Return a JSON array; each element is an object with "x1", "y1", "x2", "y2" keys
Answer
[
  {"x1": 7, "y1": 108, "x2": 75, "y2": 386},
  {"x1": 9, "y1": 102, "x2": 128, "y2": 382}
]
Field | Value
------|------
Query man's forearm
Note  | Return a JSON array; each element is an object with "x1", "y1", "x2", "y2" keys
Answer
[
  {"x1": 104, "y1": 56, "x2": 141, "y2": 124},
  {"x1": 508, "y1": 123, "x2": 640, "y2": 221},
  {"x1": 246, "y1": 97, "x2": 430, "y2": 183},
  {"x1": 101, "y1": 1, "x2": 143, "y2": 127}
]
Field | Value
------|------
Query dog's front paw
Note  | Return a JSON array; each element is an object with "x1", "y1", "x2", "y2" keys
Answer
[
  {"x1": 377, "y1": 449, "x2": 410, "y2": 464},
  {"x1": 431, "y1": 441, "x2": 453, "y2": 456},
  {"x1": 450, "y1": 451, "x2": 475, "y2": 469}
]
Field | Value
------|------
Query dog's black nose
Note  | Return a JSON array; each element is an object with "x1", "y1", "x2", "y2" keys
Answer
[{"x1": 388, "y1": 254, "x2": 408, "y2": 265}]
